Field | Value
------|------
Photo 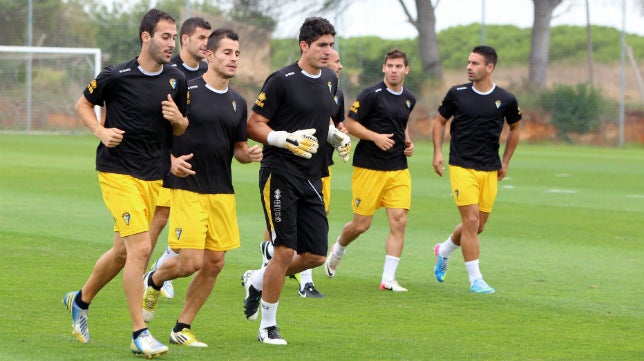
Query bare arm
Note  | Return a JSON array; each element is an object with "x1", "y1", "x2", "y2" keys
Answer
[
  {"x1": 75, "y1": 95, "x2": 124, "y2": 148},
  {"x1": 247, "y1": 111, "x2": 272, "y2": 144},
  {"x1": 432, "y1": 114, "x2": 449, "y2": 176},
  {"x1": 345, "y1": 116, "x2": 394, "y2": 151},
  {"x1": 161, "y1": 94, "x2": 188, "y2": 136},
  {"x1": 403, "y1": 126, "x2": 414, "y2": 157},
  {"x1": 498, "y1": 121, "x2": 521, "y2": 180},
  {"x1": 234, "y1": 142, "x2": 263, "y2": 164}
]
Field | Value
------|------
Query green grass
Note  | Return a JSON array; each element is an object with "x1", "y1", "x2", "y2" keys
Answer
[{"x1": 0, "y1": 133, "x2": 643, "y2": 361}]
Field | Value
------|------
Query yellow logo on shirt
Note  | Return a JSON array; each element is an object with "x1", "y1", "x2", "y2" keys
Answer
[
  {"x1": 350, "y1": 100, "x2": 360, "y2": 113},
  {"x1": 87, "y1": 79, "x2": 97, "y2": 94},
  {"x1": 232, "y1": 101, "x2": 237, "y2": 112},
  {"x1": 255, "y1": 92, "x2": 266, "y2": 108},
  {"x1": 169, "y1": 78, "x2": 177, "y2": 90}
]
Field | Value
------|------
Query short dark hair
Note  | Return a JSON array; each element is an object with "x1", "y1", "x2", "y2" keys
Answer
[
  {"x1": 472, "y1": 45, "x2": 498, "y2": 66},
  {"x1": 139, "y1": 9, "x2": 176, "y2": 45},
  {"x1": 180, "y1": 17, "x2": 212, "y2": 43},
  {"x1": 384, "y1": 48, "x2": 408, "y2": 66},
  {"x1": 207, "y1": 28, "x2": 239, "y2": 51},
  {"x1": 298, "y1": 17, "x2": 335, "y2": 45}
]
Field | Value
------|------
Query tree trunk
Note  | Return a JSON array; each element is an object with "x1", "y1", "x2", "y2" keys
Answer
[
  {"x1": 397, "y1": 0, "x2": 443, "y2": 84},
  {"x1": 415, "y1": 0, "x2": 443, "y2": 83},
  {"x1": 529, "y1": 0, "x2": 562, "y2": 90}
]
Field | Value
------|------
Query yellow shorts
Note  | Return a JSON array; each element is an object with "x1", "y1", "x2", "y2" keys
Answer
[
  {"x1": 350, "y1": 167, "x2": 411, "y2": 216},
  {"x1": 321, "y1": 166, "x2": 332, "y2": 213},
  {"x1": 448, "y1": 165, "x2": 498, "y2": 212},
  {"x1": 98, "y1": 172, "x2": 161, "y2": 237},
  {"x1": 156, "y1": 186, "x2": 171, "y2": 207},
  {"x1": 168, "y1": 189, "x2": 240, "y2": 252}
]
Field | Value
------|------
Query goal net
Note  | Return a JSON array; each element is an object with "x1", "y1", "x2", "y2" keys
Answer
[{"x1": 0, "y1": 46, "x2": 101, "y2": 132}]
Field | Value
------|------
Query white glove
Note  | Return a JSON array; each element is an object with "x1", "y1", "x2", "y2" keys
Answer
[
  {"x1": 327, "y1": 124, "x2": 351, "y2": 162},
  {"x1": 267, "y1": 129, "x2": 318, "y2": 159}
]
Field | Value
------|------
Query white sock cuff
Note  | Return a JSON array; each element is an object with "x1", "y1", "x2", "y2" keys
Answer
[
  {"x1": 165, "y1": 246, "x2": 178, "y2": 256},
  {"x1": 251, "y1": 268, "x2": 265, "y2": 290},
  {"x1": 334, "y1": 239, "x2": 347, "y2": 255}
]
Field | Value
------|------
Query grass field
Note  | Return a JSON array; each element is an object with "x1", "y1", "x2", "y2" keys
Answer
[{"x1": 0, "y1": 133, "x2": 642, "y2": 361}]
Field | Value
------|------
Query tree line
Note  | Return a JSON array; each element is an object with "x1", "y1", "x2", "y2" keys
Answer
[{"x1": 3, "y1": 0, "x2": 643, "y2": 95}]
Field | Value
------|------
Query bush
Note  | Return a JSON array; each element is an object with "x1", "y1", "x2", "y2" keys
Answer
[{"x1": 539, "y1": 83, "x2": 605, "y2": 142}]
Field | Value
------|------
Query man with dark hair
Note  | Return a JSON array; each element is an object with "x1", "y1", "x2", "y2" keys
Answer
[
  {"x1": 243, "y1": 17, "x2": 350, "y2": 345},
  {"x1": 432, "y1": 45, "x2": 521, "y2": 294},
  {"x1": 63, "y1": 8, "x2": 187, "y2": 357},
  {"x1": 148, "y1": 16, "x2": 212, "y2": 300},
  {"x1": 257, "y1": 48, "x2": 347, "y2": 299},
  {"x1": 325, "y1": 48, "x2": 416, "y2": 292},
  {"x1": 141, "y1": 28, "x2": 261, "y2": 348}
]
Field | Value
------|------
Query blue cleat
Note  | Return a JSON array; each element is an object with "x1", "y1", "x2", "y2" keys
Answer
[
  {"x1": 433, "y1": 244, "x2": 448, "y2": 283},
  {"x1": 470, "y1": 278, "x2": 495, "y2": 294},
  {"x1": 62, "y1": 291, "x2": 90, "y2": 343}
]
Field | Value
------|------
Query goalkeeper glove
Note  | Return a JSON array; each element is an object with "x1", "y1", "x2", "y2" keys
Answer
[
  {"x1": 267, "y1": 129, "x2": 319, "y2": 159},
  {"x1": 327, "y1": 124, "x2": 351, "y2": 162}
]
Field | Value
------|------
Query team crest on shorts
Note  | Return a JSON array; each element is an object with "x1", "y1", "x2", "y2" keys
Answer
[
  {"x1": 175, "y1": 228, "x2": 182, "y2": 240},
  {"x1": 355, "y1": 198, "x2": 361, "y2": 207},
  {"x1": 273, "y1": 188, "x2": 282, "y2": 223},
  {"x1": 454, "y1": 189, "x2": 459, "y2": 199},
  {"x1": 122, "y1": 212, "x2": 130, "y2": 225}
]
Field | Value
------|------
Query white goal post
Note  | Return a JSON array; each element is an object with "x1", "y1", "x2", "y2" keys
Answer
[{"x1": 0, "y1": 45, "x2": 101, "y2": 131}]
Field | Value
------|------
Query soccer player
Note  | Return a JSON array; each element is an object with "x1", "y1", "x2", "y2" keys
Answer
[
  {"x1": 432, "y1": 45, "x2": 521, "y2": 293},
  {"x1": 148, "y1": 16, "x2": 212, "y2": 300},
  {"x1": 62, "y1": 8, "x2": 188, "y2": 357},
  {"x1": 242, "y1": 17, "x2": 350, "y2": 345},
  {"x1": 141, "y1": 28, "x2": 262, "y2": 347},
  {"x1": 258, "y1": 48, "x2": 347, "y2": 298},
  {"x1": 324, "y1": 48, "x2": 416, "y2": 292}
]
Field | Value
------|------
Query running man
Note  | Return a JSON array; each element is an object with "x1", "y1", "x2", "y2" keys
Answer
[
  {"x1": 243, "y1": 17, "x2": 350, "y2": 345},
  {"x1": 142, "y1": 28, "x2": 262, "y2": 348},
  {"x1": 148, "y1": 16, "x2": 212, "y2": 300},
  {"x1": 432, "y1": 45, "x2": 521, "y2": 293},
  {"x1": 325, "y1": 48, "x2": 416, "y2": 292},
  {"x1": 63, "y1": 8, "x2": 188, "y2": 357},
  {"x1": 258, "y1": 48, "x2": 347, "y2": 298}
]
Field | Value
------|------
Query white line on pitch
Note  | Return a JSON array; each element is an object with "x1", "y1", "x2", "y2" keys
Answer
[{"x1": 545, "y1": 189, "x2": 578, "y2": 194}]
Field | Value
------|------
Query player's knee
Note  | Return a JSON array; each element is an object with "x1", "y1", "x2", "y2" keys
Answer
[
  {"x1": 113, "y1": 249, "x2": 127, "y2": 266},
  {"x1": 301, "y1": 253, "x2": 325, "y2": 268},
  {"x1": 353, "y1": 221, "x2": 371, "y2": 234}
]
